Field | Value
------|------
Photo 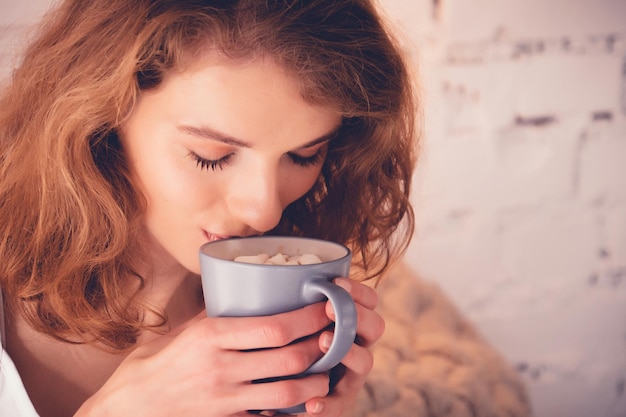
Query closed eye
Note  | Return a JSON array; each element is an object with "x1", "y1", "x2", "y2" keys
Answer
[
  {"x1": 190, "y1": 146, "x2": 326, "y2": 172},
  {"x1": 190, "y1": 152, "x2": 233, "y2": 171},
  {"x1": 287, "y1": 147, "x2": 327, "y2": 167}
]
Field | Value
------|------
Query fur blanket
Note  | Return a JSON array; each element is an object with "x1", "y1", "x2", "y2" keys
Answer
[{"x1": 349, "y1": 263, "x2": 532, "y2": 417}]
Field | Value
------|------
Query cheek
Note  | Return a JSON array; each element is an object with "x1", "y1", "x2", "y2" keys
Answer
[
  {"x1": 132, "y1": 145, "x2": 209, "y2": 212},
  {"x1": 281, "y1": 166, "x2": 322, "y2": 204}
]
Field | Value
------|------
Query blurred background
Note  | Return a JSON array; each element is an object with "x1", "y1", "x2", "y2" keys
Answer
[
  {"x1": 380, "y1": 1, "x2": 626, "y2": 416},
  {"x1": 1, "y1": 1, "x2": 625, "y2": 416}
]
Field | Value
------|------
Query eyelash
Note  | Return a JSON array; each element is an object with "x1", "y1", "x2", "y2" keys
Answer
[
  {"x1": 190, "y1": 149, "x2": 325, "y2": 172},
  {"x1": 191, "y1": 153, "x2": 233, "y2": 171},
  {"x1": 287, "y1": 149, "x2": 326, "y2": 167}
]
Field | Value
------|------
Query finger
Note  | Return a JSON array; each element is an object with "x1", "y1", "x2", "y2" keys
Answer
[
  {"x1": 333, "y1": 278, "x2": 378, "y2": 310},
  {"x1": 325, "y1": 302, "x2": 384, "y2": 347},
  {"x1": 304, "y1": 385, "x2": 358, "y2": 417},
  {"x1": 235, "y1": 373, "x2": 330, "y2": 413},
  {"x1": 319, "y1": 333, "x2": 374, "y2": 377},
  {"x1": 304, "y1": 374, "x2": 361, "y2": 417},
  {"x1": 304, "y1": 360, "x2": 369, "y2": 416},
  {"x1": 232, "y1": 336, "x2": 324, "y2": 382},
  {"x1": 207, "y1": 303, "x2": 331, "y2": 350}
]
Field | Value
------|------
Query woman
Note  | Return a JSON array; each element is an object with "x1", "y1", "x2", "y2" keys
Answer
[{"x1": 0, "y1": 0, "x2": 416, "y2": 416}]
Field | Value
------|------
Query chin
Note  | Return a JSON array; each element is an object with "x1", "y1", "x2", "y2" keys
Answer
[{"x1": 183, "y1": 257, "x2": 202, "y2": 276}]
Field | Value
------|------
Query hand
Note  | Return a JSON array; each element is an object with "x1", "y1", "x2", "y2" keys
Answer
[
  {"x1": 75, "y1": 304, "x2": 335, "y2": 417},
  {"x1": 303, "y1": 278, "x2": 385, "y2": 416}
]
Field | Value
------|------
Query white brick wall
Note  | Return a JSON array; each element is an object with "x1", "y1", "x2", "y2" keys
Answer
[
  {"x1": 1, "y1": 1, "x2": 625, "y2": 416},
  {"x1": 380, "y1": 0, "x2": 626, "y2": 416},
  {"x1": 0, "y1": 0, "x2": 52, "y2": 82}
]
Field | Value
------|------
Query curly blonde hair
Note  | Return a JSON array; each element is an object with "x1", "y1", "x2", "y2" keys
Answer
[{"x1": 0, "y1": 0, "x2": 419, "y2": 350}]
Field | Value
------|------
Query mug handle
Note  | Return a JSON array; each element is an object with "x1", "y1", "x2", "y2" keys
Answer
[
  {"x1": 302, "y1": 279, "x2": 357, "y2": 375},
  {"x1": 271, "y1": 279, "x2": 357, "y2": 415}
]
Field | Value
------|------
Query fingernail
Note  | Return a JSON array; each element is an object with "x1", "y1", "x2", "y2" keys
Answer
[
  {"x1": 312, "y1": 401, "x2": 324, "y2": 414},
  {"x1": 326, "y1": 301, "x2": 335, "y2": 320},
  {"x1": 321, "y1": 333, "x2": 332, "y2": 349}
]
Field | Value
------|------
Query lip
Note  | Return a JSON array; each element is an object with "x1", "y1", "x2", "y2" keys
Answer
[{"x1": 203, "y1": 231, "x2": 231, "y2": 242}]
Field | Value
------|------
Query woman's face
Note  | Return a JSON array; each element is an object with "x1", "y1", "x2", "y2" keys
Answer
[{"x1": 120, "y1": 57, "x2": 341, "y2": 274}]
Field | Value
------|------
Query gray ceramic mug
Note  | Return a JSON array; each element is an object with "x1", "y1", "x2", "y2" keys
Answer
[{"x1": 199, "y1": 236, "x2": 357, "y2": 415}]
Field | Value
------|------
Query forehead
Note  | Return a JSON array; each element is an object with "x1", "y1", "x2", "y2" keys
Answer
[
  {"x1": 171, "y1": 49, "x2": 338, "y2": 108},
  {"x1": 135, "y1": 55, "x2": 342, "y2": 148}
]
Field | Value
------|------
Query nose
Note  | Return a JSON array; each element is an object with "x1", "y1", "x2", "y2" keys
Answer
[{"x1": 227, "y1": 163, "x2": 284, "y2": 233}]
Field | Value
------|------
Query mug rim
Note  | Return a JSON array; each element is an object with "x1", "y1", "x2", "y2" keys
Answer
[{"x1": 199, "y1": 235, "x2": 351, "y2": 266}]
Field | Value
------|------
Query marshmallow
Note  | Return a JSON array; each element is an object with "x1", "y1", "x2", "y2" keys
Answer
[
  {"x1": 298, "y1": 254, "x2": 323, "y2": 265},
  {"x1": 233, "y1": 254, "x2": 270, "y2": 264},
  {"x1": 234, "y1": 252, "x2": 323, "y2": 265},
  {"x1": 268, "y1": 253, "x2": 288, "y2": 265}
]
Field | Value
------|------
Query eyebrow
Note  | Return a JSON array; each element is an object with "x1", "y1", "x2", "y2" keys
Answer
[{"x1": 177, "y1": 124, "x2": 339, "y2": 150}]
